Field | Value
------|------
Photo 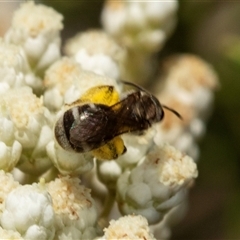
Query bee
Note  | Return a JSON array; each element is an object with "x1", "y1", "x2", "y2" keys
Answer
[
  {"x1": 55, "y1": 85, "x2": 126, "y2": 160},
  {"x1": 54, "y1": 81, "x2": 181, "y2": 160}
]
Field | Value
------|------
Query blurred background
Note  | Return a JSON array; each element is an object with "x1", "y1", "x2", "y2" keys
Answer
[{"x1": 1, "y1": 1, "x2": 240, "y2": 239}]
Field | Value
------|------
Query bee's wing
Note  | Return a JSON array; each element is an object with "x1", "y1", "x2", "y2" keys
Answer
[
  {"x1": 110, "y1": 93, "x2": 149, "y2": 134},
  {"x1": 69, "y1": 107, "x2": 109, "y2": 151}
]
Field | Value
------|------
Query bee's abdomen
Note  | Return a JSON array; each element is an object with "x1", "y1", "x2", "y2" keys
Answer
[{"x1": 54, "y1": 107, "x2": 85, "y2": 152}]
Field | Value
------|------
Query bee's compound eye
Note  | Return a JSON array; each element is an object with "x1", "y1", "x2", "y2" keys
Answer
[
  {"x1": 142, "y1": 95, "x2": 164, "y2": 123},
  {"x1": 146, "y1": 103, "x2": 158, "y2": 122}
]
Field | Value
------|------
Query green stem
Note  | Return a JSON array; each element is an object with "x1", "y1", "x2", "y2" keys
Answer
[
  {"x1": 98, "y1": 188, "x2": 116, "y2": 229},
  {"x1": 40, "y1": 166, "x2": 59, "y2": 183}
]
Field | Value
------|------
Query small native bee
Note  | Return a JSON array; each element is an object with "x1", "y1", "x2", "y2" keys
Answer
[{"x1": 54, "y1": 81, "x2": 181, "y2": 159}]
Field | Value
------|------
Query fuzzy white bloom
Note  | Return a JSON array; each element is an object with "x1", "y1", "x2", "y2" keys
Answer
[
  {"x1": 0, "y1": 87, "x2": 51, "y2": 148},
  {"x1": 156, "y1": 54, "x2": 218, "y2": 117},
  {"x1": 63, "y1": 69, "x2": 122, "y2": 104},
  {"x1": 117, "y1": 143, "x2": 198, "y2": 224},
  {"x1": 0, "y1": 170, "x2": 20, "y2": 213},
  {"x1": 0, "y1": 141, "x2": 22, "y2": 172},
  {"x1": 0, "y1": 90, "x2": 23, "y2": 171},
  {"x1": 0, "y1": 87, "x2": 54, "y2": 175},
  {"x1": 97, "y1": 129, "x2": 155, "y2": 187},
  {"x1": 47, "y1": 176, "x2": 98, "y2": 240},
  {"x1": 0, "y1": 39, "x2": 28, "y2": 79},
  {"x1": 101, "y1": 0, "x2": 178, "y2": 85},
  {"x1": 153, "y1": 97, "x2": 200, "y2": 159},
  {"x1": 0, "y1": 2, "x2": 211, "y2": 240},
  {"x1": 101, "y1": 0, "x2": 178, "y2": 53},
  {"x1": 154, "y1": 54, "x2": 219, "y2": 159},
  {"x1": 43, "y1": 57, "x2": 121, "y2": 111},
  {"x1": 64, "y1": 30, "x2": 126, "y2": 80},
  {"x1": 0, "y1": 183, "x2": 55, "y2": 240},
  {"x1": 4, "y1": 1, "x2": 63, "y2": 76},
  {"x1": 99, "y1": 214, "x2": 156, "y2": 240},
  {"x1": 46, "y1": 140, "x2": 94, "y2": 175},
  {"x1": 97, "y1": 160, "x2": 123, "y2": 189},
  {"x1": 149, "y1": 144, "x2": 197, "y2": 188},
  {"x1": 0, "y1": 39, "x2": 42, "y2": 92},
  {"x1": 117, "y1": 128, "x2": 155, "y2": 167}
]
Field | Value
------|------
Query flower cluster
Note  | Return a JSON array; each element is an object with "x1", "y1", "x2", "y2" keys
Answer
[
  {"x1": 153, "y1": 54, "x2": 219, "y2": 160},
  {"x1": 0, "y1": 1, "x2": 218, "y2": 239},
  {"x1": 101, "y1": 0, "x2": 178, "y2": 85}
]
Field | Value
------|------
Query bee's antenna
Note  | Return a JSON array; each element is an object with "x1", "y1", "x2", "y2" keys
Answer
[
  {"x1": 121, "y1": 80, "x2": 146, "y2": 92},
  {"x1": 121, "y1": 80, "x2": 182, "y2": 120},
  {"x1": 162, "y1": 105, "x2": 183, "y2": 120}
]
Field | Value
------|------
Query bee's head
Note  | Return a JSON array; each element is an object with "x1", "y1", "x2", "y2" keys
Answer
[
  {"x1": 140, "y1": 93, "x2": 183, "y2": 125},
  {"x1": 121, "y1": 80, "x2": 182, "y2": 125},
  {"x1": 140, "y1": 92, "x2": 164, "y2": 124}
]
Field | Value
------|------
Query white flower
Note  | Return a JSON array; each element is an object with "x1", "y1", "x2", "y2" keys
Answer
[
  {"x1": 64, "y1": 30, "x2": 126, "y2": 80},
  {"x1": 149, "y1": 144, "x2": 198, "y2": 188},
  {"x1": 43, "y1": 57, "x2": 121, "y2": 111},
  {"x1": 0, "y1": 39, "x2": 42, "y2": 92},
  {"x1": 64, "y1": 69, "x2": 122, "y2": 104},
  {"x1": 0, "y1": 170, "x2": 20, "y2": 213},
  {"x1": 117, "y1": 128, "x2": 155, "y2": 167},
  {"x1": 155, "y1": 54, "x2": 219, "y2": 118},
  {"x1": 116, "y1": 143, "x2": 198, "y2": 224},
  {"x1": 46, "y1": 140, "x2": 94, "y2": 175},
  {"x1": 17, "y1": 125, "x2": 53, "y2": 176},
  {"x1": 0, "y1": 87, "x2": 54, "y2": 175},
  {"x1": 101, "y1": 0, "x2": 178, "y2": 53},
  {"x1": 97, "y1": 160, "x2": 122, "y2": 188},
  {"x1": 4, "y1": 1, "x2": 63, "y2": 76},
  {"x1": 1, "y1": 183, "x2": 55, "y2": 240},
  {"x1": 0, "y1": 87, "x2": 50, "y2": 147},
  {"x1": 153, "y1": 96, "x2": 200, "y2": 159},
  {"x1": 0, "y1": 141, "x2": 22, "y2": 172},
  {"x1": 0, "y1": 93, "x2": 23, "y2": 171},
  {"x1": 100, "y1": 214, "x2": 156, "y2": 240},
  {"x1": 47, "y1": 176, "x2": 98, "y2": 240},
  {"x1": 0, "y1": 2, "x2": 219, "y2": 239},
  {"x1": 153, "y1": 54, "x2": 219, "y2": 159},
  {"x1": 101, "y1": 0, "x2": 178, "y2": 85},
  {"x1": 97, "y1": 129, "x2": 155, "y2": 187},
  {"x1": 0, "y1": 39, "x2": 28, "y2": 73}
]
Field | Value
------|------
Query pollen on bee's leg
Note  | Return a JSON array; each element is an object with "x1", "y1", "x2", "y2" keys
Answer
[
  {"x1": 91, "y1": 137, "x2": 125, "y2": 160},
  {"x1": 80, "y1": 85, "x2": 120, "y2": 106}
]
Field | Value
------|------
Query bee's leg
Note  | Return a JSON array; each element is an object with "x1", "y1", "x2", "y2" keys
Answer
[
  {"x1": 91, "y1": 136, "x2": 126, "y2": 160},
  {"x1": 80, "y1": 85, "x2": 120, "y2": 106}
]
